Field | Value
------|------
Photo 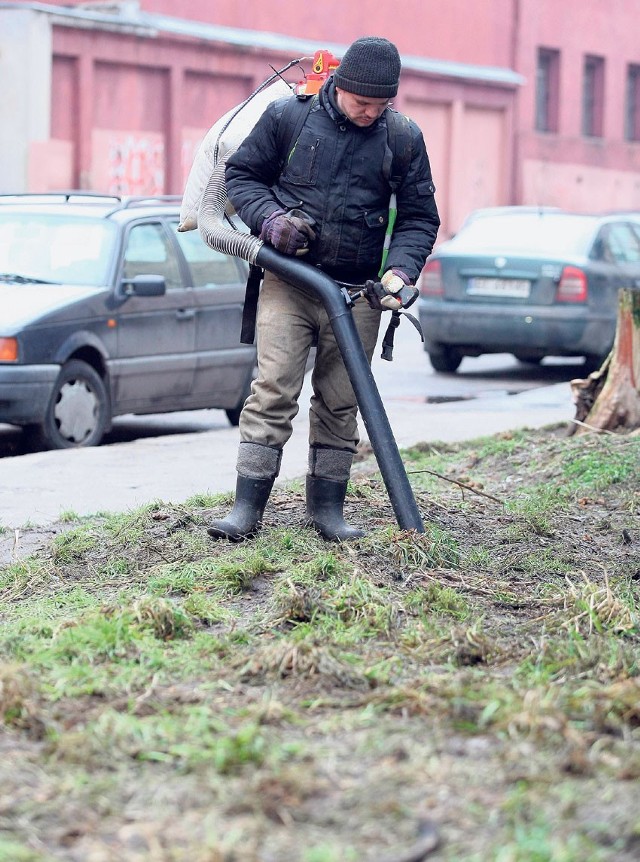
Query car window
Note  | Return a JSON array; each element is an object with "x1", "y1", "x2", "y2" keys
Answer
[
  {"x1": 122, "y1": 222, "x2": 182, "y2": 290},
  {"x1": 597, "y1": 223, "x2": 640, "y2": 263},
  {"x1": 0, "y1": 213, "x2": 116, "y2": 285},
  {"x1": 447, "y1": 214, "x2": 597, "y2": 256},
  {"x1": 173, "y1": 224, "x2": 240, "y2": 286}
]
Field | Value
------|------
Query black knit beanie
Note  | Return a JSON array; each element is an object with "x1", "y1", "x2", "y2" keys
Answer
[{"x1": 333, "y1": 36, "x2": 401, "y2": 98}]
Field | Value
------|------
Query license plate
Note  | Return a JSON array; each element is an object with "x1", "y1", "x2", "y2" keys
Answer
[{"x1": 467, "y1": 278, "x2": 531, "y2": 299}]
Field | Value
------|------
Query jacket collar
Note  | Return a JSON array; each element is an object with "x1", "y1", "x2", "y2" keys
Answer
[
  {"x1": 319, "y1": 77, "x2": 343, "y2": 122},
  {"x1": 321, "y1": 77, "x2": 386, "y2": 132}
]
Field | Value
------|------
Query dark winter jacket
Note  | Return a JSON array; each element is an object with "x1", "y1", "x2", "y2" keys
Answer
[{"x1": 225, "y1": 78, "x2": 440, "y2": 284}]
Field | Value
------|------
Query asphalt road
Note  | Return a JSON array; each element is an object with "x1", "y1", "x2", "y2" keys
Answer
[{"x1": 0, "y1": 331, "x2": 581, "y2": 530}]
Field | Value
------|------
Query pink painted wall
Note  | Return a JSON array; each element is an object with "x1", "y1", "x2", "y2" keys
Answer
[
  {"x1": 48, "y1": 19, "x2": 515, "y2": 236},
  {"x1": 20, "y1": 0, "x2": 640, "y2": 227},
  {"x1": 51, "y1": 24, "x2": 262, "y2": 195},
  {"x1": 514, "y1": 0, "x2": 640, "y2": 209},
  {"x1": 37, "y1": 0, "x2": 517, "y2": 66}
]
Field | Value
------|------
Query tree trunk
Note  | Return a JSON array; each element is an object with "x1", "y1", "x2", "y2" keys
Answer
[{"x1": 570, "y1": 288, "x2": 640, "y2": 434}]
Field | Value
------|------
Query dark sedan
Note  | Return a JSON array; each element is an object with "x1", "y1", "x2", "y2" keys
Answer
[
  {"x1": 0, "y1": 193, "x2": 256, "y2": 449},
  {"x1": 417, "y1": 208, "x2": 640, "y2": 373}
]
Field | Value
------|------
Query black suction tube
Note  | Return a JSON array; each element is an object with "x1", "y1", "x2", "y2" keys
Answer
[{"x1": 257, "y1": 245, "x2": 425, "y2": 533}]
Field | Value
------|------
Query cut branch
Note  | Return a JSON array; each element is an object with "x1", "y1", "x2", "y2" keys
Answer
[{"x1": 407, "y1": 468, "x2": 504, "y2": 503}]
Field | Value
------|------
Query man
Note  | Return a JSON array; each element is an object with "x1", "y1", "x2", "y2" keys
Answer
[{"x1": 208, "y1": 36, "x2": 440, "y2": 543}]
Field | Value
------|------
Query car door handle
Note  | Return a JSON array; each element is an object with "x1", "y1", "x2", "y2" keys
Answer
[{"x1": 175, "y1": 308, "x2": 196, "y2": 320}]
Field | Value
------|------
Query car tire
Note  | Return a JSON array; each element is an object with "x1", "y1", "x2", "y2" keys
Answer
[
  {"x1": 514, "y1": 353, "x2": 544, "y2": 365},
  {"x1": 428, "y1": 346, "x2": 463, "y2": 373},
  {"x1": 225, "y1": 403, "x2": 243, "y2": 427},
  {"x1": 37, "y1": 359, "x2": 111, "y2": 450},
  {"x1": 583, "y1": 353, "x2": 609, "y2": 374},
  {"x1": 225, "y1": 372, "x2": 254, "y2": 427}
]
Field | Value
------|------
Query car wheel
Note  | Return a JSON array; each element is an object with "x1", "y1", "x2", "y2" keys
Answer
[
  {"x1": 514, "y1": 353, "x2": 544, "y2": 365},
  {"x1": 225, "y1": 373, "x2": 254, "y2": 427},
  {"x1": 38, "y1": 359, "x2": 111, "y2": 449},
  {"x1": 428, "y1": 346, "x2": 463, "y2": 373},
  {"x1": 583, "y1": 353, "x2": 609, "y2": 374}
]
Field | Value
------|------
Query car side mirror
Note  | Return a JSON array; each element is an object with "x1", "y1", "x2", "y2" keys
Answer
[{"x1": 120, "y1": 274, "x2": 166, "y2": 297}]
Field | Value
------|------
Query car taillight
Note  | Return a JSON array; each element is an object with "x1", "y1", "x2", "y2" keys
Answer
[
  {"x1": 419, "y1": 260, "x2": 443, "y2": 296},
  {"x1": 556, "y1": 266, "x2": 588, "y2": 302},
  {"x1": 0, "y1": 337, "x2": 18, "y2": 362}
]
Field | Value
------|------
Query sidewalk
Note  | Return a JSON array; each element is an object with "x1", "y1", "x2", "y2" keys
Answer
[{"x1": 0, "y1": 379, "x2": 574, "y2": 530}]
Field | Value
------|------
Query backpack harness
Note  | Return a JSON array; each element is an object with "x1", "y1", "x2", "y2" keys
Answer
[{"x1": 240, "y1": 94, "x2": 419, "y2": 361}]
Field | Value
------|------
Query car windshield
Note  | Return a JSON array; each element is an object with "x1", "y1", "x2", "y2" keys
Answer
[
  {"x1": 0, "y1": 213, "x2": 117, "y2": 285},
  {"x1": 447, "y1": 213, "x2": 597, "y2": 256}
]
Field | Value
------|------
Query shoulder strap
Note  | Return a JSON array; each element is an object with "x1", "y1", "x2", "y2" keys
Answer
[
  {"x1": 240, "y1": 264, "x2": 263, "y2": 345},
  {"x1": 378, "y1": 111, "x2": 414, "y2": 279},
  {"x1": 276, "y1": 94, "x2": 317, "y2": 171},
  {"x1": 383, "y1": 109, "x2": 413, "y2": 191},
  {"x1": 240, "y1": 96, "x2": 316, "y2": 346},
  {"x1": 276, "y1": 98, "x2": 411, "y2": 188}
]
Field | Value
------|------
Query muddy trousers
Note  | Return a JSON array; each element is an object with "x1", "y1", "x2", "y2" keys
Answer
[
  {"x1": 209, "y1": 272, "x2": 381, "y2": 542},
  {"x1": 239, "y1": 271, "x2": 382, "y2": 452}
]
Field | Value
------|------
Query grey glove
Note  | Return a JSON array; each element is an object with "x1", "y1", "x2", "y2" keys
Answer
[
  {"x1": 260, "y1": 208, "x2": 316, "y2": 256},
  {"x1": 364, "y1": 269, "x2": 417, "y2": 311},
  {"x1": 380, "y1": 269, "x2": 417, "y2": 310}
]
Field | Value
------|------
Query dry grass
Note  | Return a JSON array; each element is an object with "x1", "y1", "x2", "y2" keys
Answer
[{"x1": 0, "y1": 427, "x2": 638, "y2": 861}]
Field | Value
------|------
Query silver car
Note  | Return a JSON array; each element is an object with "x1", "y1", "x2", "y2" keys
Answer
[
  {"x1": 0, "y1": 193, "x2": 255, "y2": 449},
  {"x1": 417, "y1": 207, "x2": 640, "y2": 373}
]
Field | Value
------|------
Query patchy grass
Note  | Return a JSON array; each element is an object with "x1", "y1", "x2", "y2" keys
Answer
[{"x1": 0, "y1": 426, "x2": 639, "y2": 861}]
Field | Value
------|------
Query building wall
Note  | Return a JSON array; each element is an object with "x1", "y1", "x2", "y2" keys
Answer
[
  {"x1": 47, "y1": 24, "x2": 263, "y2": 195},
  {"x1": 0, "y1": 4, "x2": 516, "y2": 237},
  {"x1": 403, "y1": 80, "x2": 514, "y2": 233},
  {"x1": 2, "y1": 0, "x2": 639, "y2": 236},
  {"x1": 32, "y1": 0, "x2": 518, "y2": 66},
  {"x1": 47, "y1": 27, "x2": 307, "y2": 196},
  {"x1": 515, "y1": 0, "x2": 640, "y2": 210},
  {"x1": 0, "y1": 10, "x2": 52, "y2": 190},
  {"x1": 137, "y1": 0, "x2": 640, "y2": 214}
]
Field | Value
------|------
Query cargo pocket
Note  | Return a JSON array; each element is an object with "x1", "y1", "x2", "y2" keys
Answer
[
  {"x1": 355, "y1": 207, "x2": 389, "y2": 269},
  {"x1": 283, "y1": 135, "x2": 323, "y2": 187},
  {"x1": 416, "y1": 179, "x2": 436, "y2": 196}
]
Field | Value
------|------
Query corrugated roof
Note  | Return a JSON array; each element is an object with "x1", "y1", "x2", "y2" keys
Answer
[{"x1": 0, "y1": 2, "x2": 524, "y2": 87}]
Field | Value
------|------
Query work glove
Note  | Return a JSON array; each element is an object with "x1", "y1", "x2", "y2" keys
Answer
[
  {"x1": 364, "y1": 269, "x2": 418, "y2": 311},
  {"x1": 259, "y1": 208, "x2": 316, "y2": 256}
]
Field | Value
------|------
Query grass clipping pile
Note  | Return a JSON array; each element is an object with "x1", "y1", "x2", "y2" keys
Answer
[{"x1": 1, "y1": 426, "x2": 639, "y2": 862}]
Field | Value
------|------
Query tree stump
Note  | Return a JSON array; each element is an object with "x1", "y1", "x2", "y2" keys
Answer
[{"x1": 570, "y1": 288, "x2": 640, "y2": 434}]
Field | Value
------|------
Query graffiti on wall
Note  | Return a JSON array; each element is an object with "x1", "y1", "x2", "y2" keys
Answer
[{"x1": 92, "y1": 131, "x2": 165, "y2": 195}]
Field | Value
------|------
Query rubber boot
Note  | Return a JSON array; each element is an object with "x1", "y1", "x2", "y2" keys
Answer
[
  {"x1": 306, "y1": 446, "x2": 365, "y2": 542},
  {"x1": 208, "y1": 442, "x2": 281, "y2": 542}
]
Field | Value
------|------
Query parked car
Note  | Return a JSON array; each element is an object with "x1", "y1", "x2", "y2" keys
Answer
[
  {"x1": 417, "y1": 207, "x2": 640, "y2": 373},
  {"x1": 0, "y1": 193, "x2": 256, "y2": 449}
]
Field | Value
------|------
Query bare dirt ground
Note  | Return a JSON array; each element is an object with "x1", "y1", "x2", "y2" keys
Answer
[{"x1": 0, "y1": 424, "x2": 639, "y2": 861}]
